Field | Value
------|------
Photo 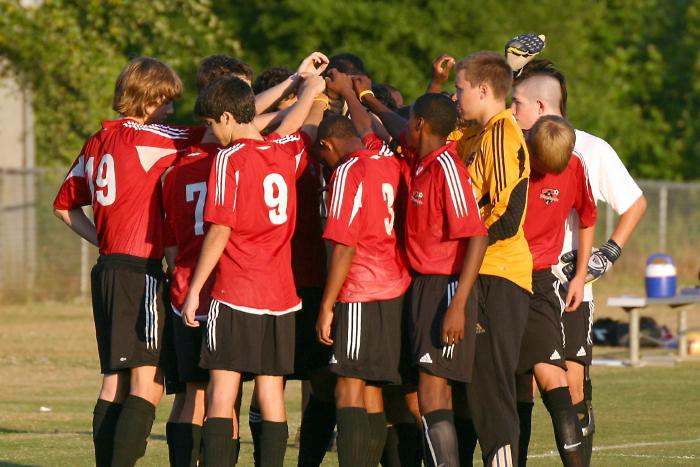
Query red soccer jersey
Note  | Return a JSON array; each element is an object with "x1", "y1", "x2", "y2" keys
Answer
[
  {"x1": 323, "y1": 146, "x2": 411, "y2": 302},
  {"x1": 291, "y1": 157, "x2": 327, "y2": 289},
  {"x1": 404, "y1": 143, "x2": 488, "y2": 275},
  {"x1": 205, "y1": 132, "x2": 310, "y2": 314},
  {"x1": 54, "y1": 119, "x2": 205, "y2": 259},
  {"x1": 525, "y1": 154, "x2": 597, "y2": 270},
  {"x1": 162, "y1": 143, "x2": 221, "y2": 319}
]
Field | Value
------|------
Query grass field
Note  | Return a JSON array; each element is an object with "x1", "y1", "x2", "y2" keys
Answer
[{"x1": 1, "y1": 302, "x2": 699, "y2": 466}]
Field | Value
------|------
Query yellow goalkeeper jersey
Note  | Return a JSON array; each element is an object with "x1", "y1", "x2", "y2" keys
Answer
[{"x1": 451, "y1": 109, "x2": 533, "y2": 293}]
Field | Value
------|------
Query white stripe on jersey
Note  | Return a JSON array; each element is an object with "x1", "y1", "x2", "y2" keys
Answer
[
  {"x1": 348, "y1": 182, "x2": 363, "y2": 226},
  {"x1": 437, "y1": 152, "x2": 469, "y2": 218},
  {"x1": 215, "y1": 144, "x2": 244, "y2": 206},
  {"x1": 271, "y1": 134, "x2": 301, "y2": 145},
  {"x1": 65, "y1": 155, "x2": 86, "y2": 180},
  {"x1": 122, "y1": 121, "x2": 189, "y2": 140},
  {"x1": 330, "y1": 157, "x2": 359, "y2": 219}
]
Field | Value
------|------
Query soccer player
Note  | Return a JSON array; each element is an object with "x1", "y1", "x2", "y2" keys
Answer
[
  {"x1": 315, "y1": 69, "x2": 412, "y2": 466},
  {"x1": 180, "y1": 72, "x2": 326, "y2": 467},
  {"x1": 53, "y1": 57, "x2": 205, "y2": 467},
  {"x1": 510, "y1": 59, "x2": 647, "y2": 465},
  {"x1": 253, "y1": 66, "x2": 298, "y2": 111},
  {"x1": 518, "y1": 115, "x2": 596, "y2": 466},
  {"x1": 452, "y1": 51, "x2": 533, "y2": 466}
]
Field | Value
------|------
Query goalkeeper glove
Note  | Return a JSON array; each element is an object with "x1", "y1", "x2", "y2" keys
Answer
[
  {"x1": 560, "y1": 239, "x2": 622, "y2": 283},
  {"x1": 505, "y1": 33, "x2": 546, "y2": 76}
]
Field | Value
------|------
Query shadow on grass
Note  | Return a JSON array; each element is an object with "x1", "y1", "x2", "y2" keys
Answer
[{"x1": 0, "y1": 462, "x2": 42, "y2": 467}]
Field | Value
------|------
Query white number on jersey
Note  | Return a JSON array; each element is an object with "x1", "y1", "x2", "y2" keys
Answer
[
  {"x1": 382, "y1": 183, "x2": 395, "y2": 235},
  {"x1": 186, "y1": 182, "x2": 207, "y2": 236},
  {"x1": 263, "y1": 173, "x2": 289, "y2": 225},
  {"x1": 86, "y1": 154, "x2": 116, "y2": 206}
]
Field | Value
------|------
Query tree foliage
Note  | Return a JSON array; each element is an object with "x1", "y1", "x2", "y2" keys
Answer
[{"x1": 1, "y1": 0, "x2": 698, "y2": 180}]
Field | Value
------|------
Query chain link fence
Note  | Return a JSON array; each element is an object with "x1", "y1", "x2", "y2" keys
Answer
[{"x1": 1, "y1": 170, "x2": 699, "y2": 303}]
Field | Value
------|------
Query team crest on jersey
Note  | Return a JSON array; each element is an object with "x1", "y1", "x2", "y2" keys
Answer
[
  {"x1": 539, "y1": 188, "x2": 560, "y2": 205},
  {"x1": 411, "y1": 190, "x2": 424, "y2": 206}
]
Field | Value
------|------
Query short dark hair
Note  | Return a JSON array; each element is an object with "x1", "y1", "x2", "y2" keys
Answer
[
  {"x1": 195, "y1": 75, "x2": 255, "y2": 124},
  {"x1": 196, "y1": 55, "x2": 254, "y2": 91},
  {"x1": 326, "y1": 53, "x2": 366, "y2": 76},
  {"x1": 412, "y1": 93, "x2": 458, "y2": 138},
  {"x1": 514, "y1": 59, "x2": 568, "y2": 117},
  {"x1": 371, "y1": 83, "x2": 397, "y2": 110},
  {"x1": 317, "y1": 114, "x2": 359, "y2": 141},
  {"x1": 252, "y1": 66, "x2": 294, "y2": 94},
  {"x1": 455, "y1": 51, "x2": 513, "y2": 100}
]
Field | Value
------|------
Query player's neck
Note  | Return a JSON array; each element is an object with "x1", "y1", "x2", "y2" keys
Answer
[
  {"x1": 478, "y1": 101, "x2": 507, "y2": 127},
  {"x1": 417, "y1": 134, "x2": 446, "y2": 159},
  {"x1": 231, "y1": 123, "x2": 264, "y2": 142}
]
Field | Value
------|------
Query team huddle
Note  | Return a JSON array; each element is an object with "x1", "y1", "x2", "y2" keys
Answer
[{"x1": 53, "y1": 33, "x2": 646, "y2": 467}]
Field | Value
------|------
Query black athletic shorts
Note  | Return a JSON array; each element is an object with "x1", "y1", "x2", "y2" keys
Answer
[
  {"x1": 199, "y1": 300, "x2": 295, "y2": 375},
  {"x1": 289, "y1": 287, "x2": 331, "y2": 380},
  {"x1": 330, "y1": 295, "x2": 404, "y2": 384},
  {"x1": 91, "y1": 254, "x2": 167, "y2": 374},
  {"x1": 171, "y1": 307, "x2": 209, "y2": 385},
  {"x1": 518, "y1": 269, "x2": 567, "y2": 374},
  {"x1": 408, "y1": 275, "x2": 478, "y2": 383},
  {"x1": 563, "y1": 299, "x2": 594, "y2": 365}
]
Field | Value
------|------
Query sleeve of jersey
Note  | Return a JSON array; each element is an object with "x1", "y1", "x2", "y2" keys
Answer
[
  {"x1": 271, "y1": 131, "x2": 311, "y2": 178},
  {"x1": 482, "y1": 123, "x2": 529, "y2": 245},
  {"x1": 322, "y1": 162, "x2": 364, "y2": 247},
  {"x1": 573, "y1": 160, "x2": 598, "y2": 228},
  {"x1": 53, "y1": 155, "x2": 92, "y2": 210},
  {"x1": 132, "y1": 124, "x2": 207, "y2": 172},
  {"x1": 362, "y1": 132, "x2": 392, "y2": 155},
  {"x1": 592, "y1": 139, "x2": 643, "y2": 215},
  {"x1": 203, "y1": 149, "x2": 238, "y2": 228},
  {"x1": 438, "y1": 156, "x2": 488, "y2": 239}
]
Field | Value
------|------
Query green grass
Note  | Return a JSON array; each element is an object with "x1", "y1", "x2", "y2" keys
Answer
[{"x1": 0, "y1": 302, "x2": 699, "y2": 466}]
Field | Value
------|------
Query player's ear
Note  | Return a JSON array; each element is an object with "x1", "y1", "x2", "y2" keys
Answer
[{"x1": 478, "y1": 82, "x2": 488, "y2": 99}]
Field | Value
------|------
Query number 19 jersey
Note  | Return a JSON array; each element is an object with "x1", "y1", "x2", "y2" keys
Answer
[{"x1": 204, "y1": 132, "x2": 310, "y2": 314}]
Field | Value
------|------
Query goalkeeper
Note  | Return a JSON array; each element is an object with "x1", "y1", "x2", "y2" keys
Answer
[{"x1": 510, "y1": 57, "x2": 647, "y2": 465}]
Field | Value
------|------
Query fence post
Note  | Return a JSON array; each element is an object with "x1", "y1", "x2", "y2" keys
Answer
[{"x1": 659, "y1": 184, "x2": 668, "y2": 252}]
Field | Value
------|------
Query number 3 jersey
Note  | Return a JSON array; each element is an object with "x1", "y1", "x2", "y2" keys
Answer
[
  {"x1": 162, "y1": 142, "x2": 221, "y2": 318},
  {"x1": 204, "y1": 132, "x2": 311, "y2": 314},
  {"x1": 53, "y1": 118, "x2": 205, "y2": 259},
  {"x1": 322, "y1": 139, "x2": 411, "y2": 303}
]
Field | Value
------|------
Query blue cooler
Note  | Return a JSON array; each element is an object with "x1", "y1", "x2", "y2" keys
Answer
[{"x1": 645, "y1": 253, "x2": 677, "y2": 298}]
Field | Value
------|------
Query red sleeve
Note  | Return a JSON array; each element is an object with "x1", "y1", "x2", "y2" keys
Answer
[
  {"x1": 125, "y1": 123, "x2": 206, "y2": 173},
  {"x1": 269, "y1": 131, "x2": 311, "y2": 178},
  {"x1": 203, "y1": 148, "x2": 239, "y2": 228},
  {"x1": 322, "y1": 159, "x2": 364, "y2": 246},
  {"x1": 361, "y1": 132, "x2": 393, "y2": 154},
  {"x1": 438, "y1": 154, "x2": 488, "y2": 239},
  {"x1": 162, "y1": 170, "x2": 177, "y2": 247},
  {"x1": 573, "y1": 158, "x2": 597, "y2": 228},
  {"x1": 53, "y1": 154, "x2": 92, "y2": 210}
]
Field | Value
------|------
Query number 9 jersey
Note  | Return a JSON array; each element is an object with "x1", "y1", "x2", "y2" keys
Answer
[
  {"x1": 53, "y1": 118, "x2": 205, "y2": 259},
  {"x1": 204, "y1": 132, "x2": 312, "y2": 314}
]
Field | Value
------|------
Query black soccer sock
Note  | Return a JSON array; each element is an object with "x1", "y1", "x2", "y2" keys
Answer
[
  {"x1": 582, "y1": 371, "x2": 595, "y2": 466},
  {"x1": 380, "y1": 425, "x2": 400, "y2": 467},
  {"x1": 202, "y1": 417, "x2": 234, "y2": 467},
  {"x1": 166, "y1": 422, "x2": 202, "y2": 467},
  {"x1": 336, "y1": 407, "x2": 370, "y2": 467},
  {"x1": 455, "y1": 416, "x2": 478, "y2": 467},
  {"x1": 111, "y1": 395, "x2": 156, "y2": 467},
  {"x1": 366, "y1": 412, "x2": 387, "y2": 466},
  {"x1": 260, "y1": 421, "x2": 288, "y2": 467},
  {"x1": 249, "y1": 405, "x2": 262, "y2": 467},
  {"x1": 422, "y1": 410, "x2": 460, "y2": 467},
  {"x1": 542, "y1": 388, "x2": 585, "y2": 467},
  {"x1": 93, "y1": 399, "x2": 122, "y2": 467},
  {"x1": 233, "y1": 438, "x2": 240, "y2": 465},
  {"x1": 517, "y1": 401, "x2": 535, "y2": 467},
  {"x1": 395, "y1": 423, "x2": 423, "y2": 467},
  {"x1": 297, "y1": 394, "x2": 336, "y2": 466}
]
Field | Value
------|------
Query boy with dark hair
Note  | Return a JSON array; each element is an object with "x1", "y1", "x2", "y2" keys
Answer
[
  {"x1": 54, "y1": 56, "x2": 205, "y2": 467},
  {"x1": 519, "y1": 115, "x2": 596, "y2": 467},
  {"x1": 314, "y1": 109, "x2": 411, "y2": 466},
  {"x1": 252, "y1": 66, "x2": 297, "y2": 110},
  {"x1": 452, "y1": 51, "x2": 533, "y2": 466},
  {"x1": 181, "y1": 73, "x2": 327, "y2": 467},
  {"x1": 511, "y1": 58, "x2": 647, "y2": 465}
]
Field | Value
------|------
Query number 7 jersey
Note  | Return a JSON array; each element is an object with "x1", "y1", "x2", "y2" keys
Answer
[{"x1": 204, "y1": 132, "x2": 311, "y2": 314}]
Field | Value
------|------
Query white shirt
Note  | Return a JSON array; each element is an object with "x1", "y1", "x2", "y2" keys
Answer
[{"x1": 554, "y1": 129, "x2": 643, "y2": 301}]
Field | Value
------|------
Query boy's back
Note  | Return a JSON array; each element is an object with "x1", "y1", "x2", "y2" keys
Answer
[{"x1": 205, "y1": 132, "x2": 309, "y2": 313}]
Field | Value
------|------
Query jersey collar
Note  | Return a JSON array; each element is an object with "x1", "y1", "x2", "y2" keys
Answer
[{"x1": 413, "y1": 142, "x2": 456, "y2": 175}]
